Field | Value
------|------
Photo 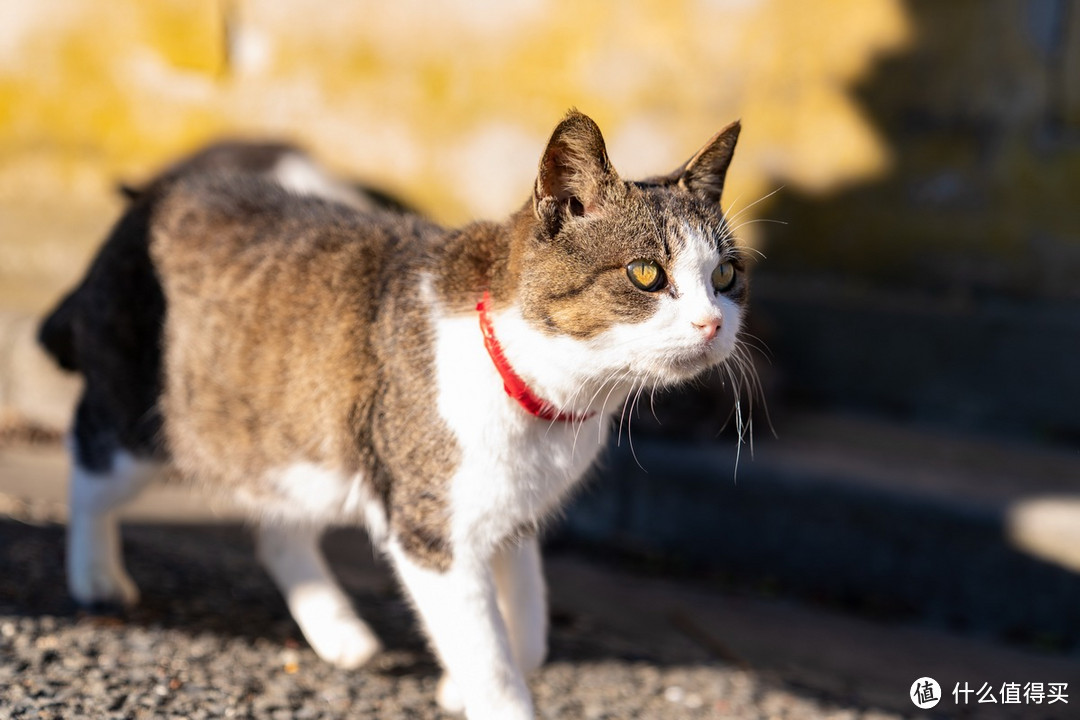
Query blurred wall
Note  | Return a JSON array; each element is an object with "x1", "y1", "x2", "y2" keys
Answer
[
  {"x1": 2, "y1": 0, "x2": 1078, "y2": 440},
  {"x1": 0, "y1": 0, "x2": 906, "y2": 311},
  {"x1": 754, "y1": 1, "x2": 1080, "y2": 440},
  {"x1": 764, "y1": 0, "x2": 1080, "y2": 302}
]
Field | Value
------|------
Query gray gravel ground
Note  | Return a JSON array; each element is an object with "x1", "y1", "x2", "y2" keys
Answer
[{"x1": 0, "y1": 512, "x2": 912, "y2": 720}]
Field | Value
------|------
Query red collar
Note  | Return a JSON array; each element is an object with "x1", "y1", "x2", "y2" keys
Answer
[{"x1": 476, "y1": 291, "x2": 594, "y2": 423}]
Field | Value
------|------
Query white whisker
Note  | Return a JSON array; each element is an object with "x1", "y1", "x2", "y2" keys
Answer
[
  {"x1": 626, "y1": 377, "x2": 649, "y2": 472},
  {"x1": 724, "y1": 185, "x2": 785, "y2": 227},
  {"x1": 616, "y1": 377, "x2": 637, "y2": 447},
  {"x1": 724, "y1": 217, "x2": 788, "y2": 238},
  {"x1": 647, "y1": 374, "x2": 662, "y2": 425}
]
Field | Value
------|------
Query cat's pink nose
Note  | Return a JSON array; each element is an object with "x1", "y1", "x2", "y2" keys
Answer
[{"x1": 692, "y1": 316, "x2": 722, "y2": 342}]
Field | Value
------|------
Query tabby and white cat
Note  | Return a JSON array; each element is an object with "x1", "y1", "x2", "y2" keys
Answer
[{"x1": 39, "y1": 111, "x2": 746, "y2": 719}]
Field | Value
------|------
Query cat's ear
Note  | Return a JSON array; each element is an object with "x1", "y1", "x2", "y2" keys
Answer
[
  {"x1": 674, "y1": 120, "x2": 741, "y2": 206},
  {"x1": 534, "y1": 110, "x2": 619, "y2": 233}
]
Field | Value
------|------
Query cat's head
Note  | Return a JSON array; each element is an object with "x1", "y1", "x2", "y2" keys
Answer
[{"x1": 511, "y1": 110, "x2": 747, "y2": 387}]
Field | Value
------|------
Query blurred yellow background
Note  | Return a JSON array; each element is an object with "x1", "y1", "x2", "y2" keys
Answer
[
  {"x1": 4, "y1": 1, "x2": 1080, "y2": 442},
  {"x1": 0, "y1": 0, "x2": 909, "y2": 310}
]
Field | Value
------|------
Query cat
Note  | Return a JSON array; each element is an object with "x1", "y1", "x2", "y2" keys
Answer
[{"x1": 38, "y1": 110, "x2": 747, "y2": 720}]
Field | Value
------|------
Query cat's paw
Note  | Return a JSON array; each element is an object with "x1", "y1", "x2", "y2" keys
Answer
[
  {"x1": 436, "y1": 674, "x2": 465, "y2": 714},
  {"x1": 305, "y1": 618, "x2": 382, "y2": 669},
  {"x1": 68, "y1": 564, "x2": 140, "y2": 609}
]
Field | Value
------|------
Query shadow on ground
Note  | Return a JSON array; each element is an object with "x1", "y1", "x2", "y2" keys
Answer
[
  {"x1": 4, "y1": 509, "x2": 1079, "y2": 719},
  {"x1": 0, "y1": 514, "x2": 940, "y2": 719}
]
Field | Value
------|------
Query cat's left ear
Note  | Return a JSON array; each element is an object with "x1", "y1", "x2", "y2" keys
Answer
[
  {"x1": 534, "y1": 110, "x2": 619, "y2": 234},
  {"x1": 674, "y1": 120, "x2": 741, "y2": 206}
]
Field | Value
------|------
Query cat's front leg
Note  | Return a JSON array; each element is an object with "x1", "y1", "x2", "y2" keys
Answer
[
  {"x1": 492, "y1": 535, "x2": 548, "y2": 674},
  {"x1": 439, "y1": 536, "x2": 548, "y2": 714},
  {"x1": 389, "y1": 542, "x2": 533, "y2": 720}
]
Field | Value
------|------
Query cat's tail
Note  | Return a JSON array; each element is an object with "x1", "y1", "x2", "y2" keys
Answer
[{"x1": 38, "y1": 290, "x2": 81, "y2": 372}]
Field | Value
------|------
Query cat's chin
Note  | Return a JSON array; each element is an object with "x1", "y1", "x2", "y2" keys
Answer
[{"x1": 661, "y1": 351, "x2": 718, "y2": 382}]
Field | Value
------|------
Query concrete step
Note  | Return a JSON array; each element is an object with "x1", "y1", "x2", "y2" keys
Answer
[{"x1": 558, "y1": 411, "x2": 1080, "y2": 652}]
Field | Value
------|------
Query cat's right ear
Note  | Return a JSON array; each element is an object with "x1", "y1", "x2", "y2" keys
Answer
[{"x1": 534, "y1": 110, "x2": 619, "y2": 235}]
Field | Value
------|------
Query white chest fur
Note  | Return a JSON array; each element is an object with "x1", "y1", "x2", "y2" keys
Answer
[{"x1": 431, "y1": 307, "x2": 614, "y2": 560}]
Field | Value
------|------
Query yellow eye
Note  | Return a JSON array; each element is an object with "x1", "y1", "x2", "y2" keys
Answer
[
  {"x1": 712, "y1": 261, "x2": 736, "y2": 292},
  {"x1": 626, "y1": 259, "x2": 666, "y2": 292}
]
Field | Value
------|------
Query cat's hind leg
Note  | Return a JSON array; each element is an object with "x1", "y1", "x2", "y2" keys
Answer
[
  {"x1": 255, "y1": 524, "x2": 382, "y2": 669},
  {"x1": 66, "y1": 426, "x2": 157, "y2": 608}
]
